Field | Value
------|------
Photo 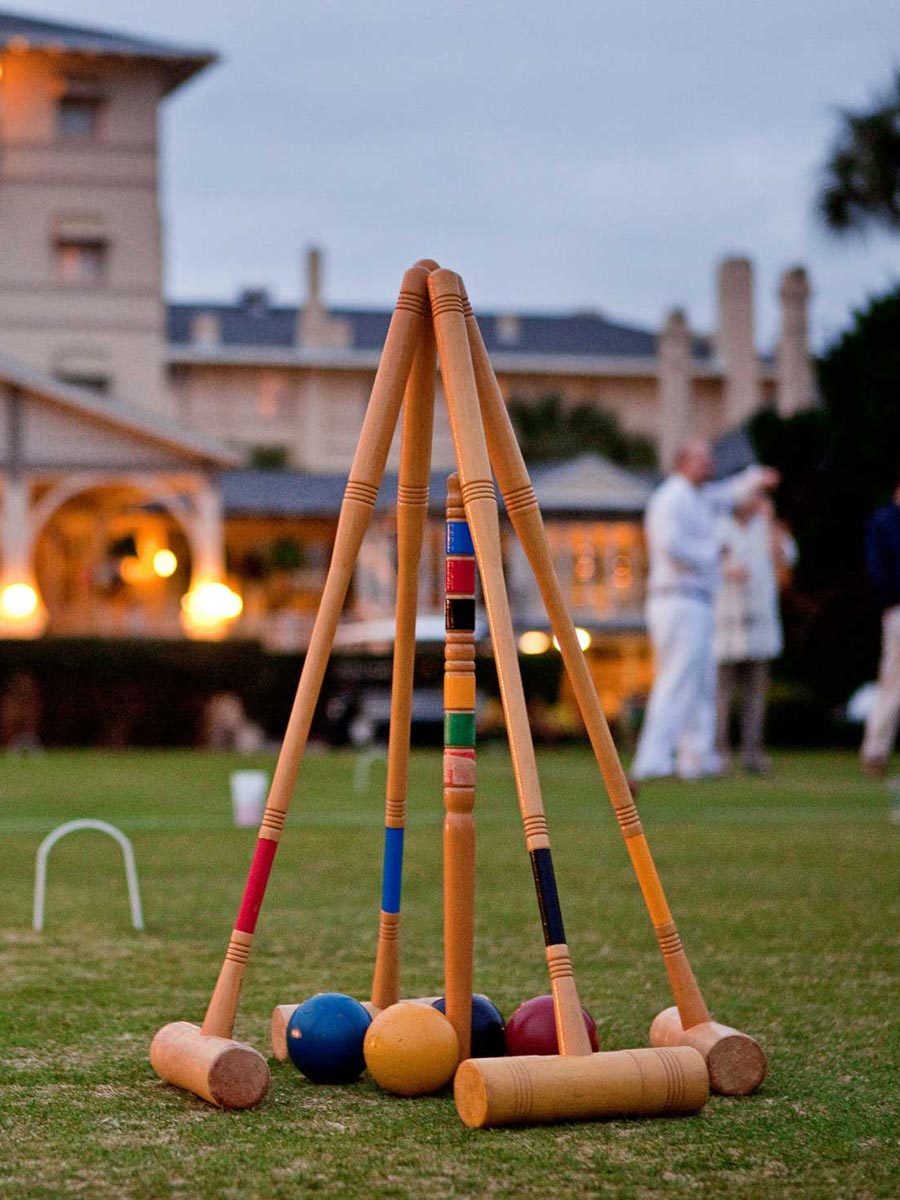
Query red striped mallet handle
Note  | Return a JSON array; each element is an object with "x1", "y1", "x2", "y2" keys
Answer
[{"x1": 201, "y1": 265, "x2": 431, "y2": 1039}]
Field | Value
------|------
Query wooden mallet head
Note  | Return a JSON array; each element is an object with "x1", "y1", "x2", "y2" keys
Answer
[
  {"x1": 649, "y1": 1006, "x2": 767, "y2": 1096},
  {"x1": 454, "y1": 1046, "x2": 709, "y2": 1128},
  {"x1": 150, "y1": 1021, "x2": 269, "y2": 1109}
]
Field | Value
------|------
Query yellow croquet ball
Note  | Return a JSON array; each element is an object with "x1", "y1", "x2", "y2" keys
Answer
[{"x1": 363, "y1": 1002, "x2": 459, "y2": 1096}]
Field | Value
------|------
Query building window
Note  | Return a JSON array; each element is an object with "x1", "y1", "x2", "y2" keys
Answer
[
  {"x1": 57, "y1": 95, "x2": 103, "y2": 139},
  {"x1": 55, "y1": 372, "x2": 110, "y2": 395},
  {"x1": 54, "y1": 238, "x2": 109, "y2": 285},
  {"x1": 256, "y1": 373, "x2": 284, "y2": 420}
]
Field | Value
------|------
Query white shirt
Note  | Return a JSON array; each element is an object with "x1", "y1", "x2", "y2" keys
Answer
[
  {"x1": 645, "y1": 467, "x2": 768, "y2": 602},
  {"x1": 714, "y1": 512, "x2": 797, "y2": 662}
]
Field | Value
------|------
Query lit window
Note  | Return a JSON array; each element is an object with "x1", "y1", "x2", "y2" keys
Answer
[
  {"x1": 55, "y1": 239, "x2": 108, "y2": 285},
  {"x1": 57, "y1": 95, "x2": 102, "y2": 138}
]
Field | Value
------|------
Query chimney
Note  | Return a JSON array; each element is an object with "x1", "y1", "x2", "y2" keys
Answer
[
  {"x1": 297, "y1": 245, "x2": 352, "y2": 349},
  {"x1": 495, "y1": 313, "x2": 522, "y2": 346},
  {"x1": 657, "y1": 308, "x2": 692, "y2": 471},
  {"x1": 715, "y1": 256, "x2": 759, "y2": 427},
  {"x1": 238, "y1": 286, "x2": 270, "y2": 314},
  {"x1": 189, "y1": 310, "x2": 221, "y2": 346},
  {"x1": 307, "y1": 245, "x2": 322, "y2": 307},
  {"x1": 776, "y1": 265, "x2": 815, "y2": 416}
]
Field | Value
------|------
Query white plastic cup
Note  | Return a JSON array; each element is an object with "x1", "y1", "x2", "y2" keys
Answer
[{"x1": 230, "y1": 769, "x2": 269, "y2": 828}]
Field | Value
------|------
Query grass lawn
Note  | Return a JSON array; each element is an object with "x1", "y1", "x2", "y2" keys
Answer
[{"x1": 0, "y1": 748, "x2": 897, "y2": 1198}]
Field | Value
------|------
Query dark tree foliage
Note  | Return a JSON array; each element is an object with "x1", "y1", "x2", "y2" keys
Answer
[
  {"x1": 508, "y1": 393, "x2": 657, "y2": 469},
  {"x1": 817, "y1": 70, "x2": 900, "y2": 236},
  {"x1": 748, "y1": 285, "x2": 900, "y2": 700}
]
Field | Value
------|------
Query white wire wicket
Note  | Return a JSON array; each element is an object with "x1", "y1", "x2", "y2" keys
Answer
[{"x1": 33, "y1": 819, "x2": 145, "y2": 932}]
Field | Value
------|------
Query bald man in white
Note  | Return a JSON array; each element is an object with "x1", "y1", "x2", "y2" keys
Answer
[{"x1": 631, "y1": 440, "x2": 778, "y2": 783}]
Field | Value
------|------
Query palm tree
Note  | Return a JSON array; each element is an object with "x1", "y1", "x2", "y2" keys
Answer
[{"x1": 817, "y1": 71, "x2": 900, "y2": 236}]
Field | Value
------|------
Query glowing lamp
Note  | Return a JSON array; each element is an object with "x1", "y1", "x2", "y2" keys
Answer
[
  {"x1": 0, "y1": 581, "x2": 38, "y2": 620},
  {"x1": 153, "y1": 549, "x2": 178, "y2": 578},
  {"x1": 181, "y1": 580, "x2": 243, "y2": 631},
  {"x1": 518, "y1": 630, "x2": 552, "y2": 655},
  {"x1": 553, "y1": 627, "x2": 592, "y2": 652}
]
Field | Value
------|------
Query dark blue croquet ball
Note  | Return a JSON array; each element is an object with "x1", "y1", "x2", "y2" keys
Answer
[
  {"x1": 432, "y1": 994, "x2": 506, "y2": 1058},
  {"x1": 286, "y1": 992, "x2": 372, "y2": 1084}
]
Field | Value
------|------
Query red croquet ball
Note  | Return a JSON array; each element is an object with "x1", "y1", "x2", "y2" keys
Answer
[{"x1": 504, "y1": 994, "x2": 599, "y2": 1056}]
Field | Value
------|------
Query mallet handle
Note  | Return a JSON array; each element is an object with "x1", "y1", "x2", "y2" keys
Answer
[
  {"x1": 443, "y1": 473, "x2": 477, "y2": 1060},
  {"x1": 371, "y1": 318, "x2": 437, "y2": 1011},
  {"x1": 430, "y1": 269, "x2": 591, "y2": 1058},
  {"x1": 202, "y1": 265, "x2": 431, "y2": 1039},
  {"x1": 462, "y1": 293, "x2": 711, "y2": 1031}
]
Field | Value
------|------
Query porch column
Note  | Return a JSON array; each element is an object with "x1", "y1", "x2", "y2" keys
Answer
[
  {"x1": 191, "y1": 482, "x2": 226, "y2": 581},
  {"x1": 0, "y1": 473, "x2": 47, "y2": 637},
  {"x1": 180, "y1": 480, "x2": 242, "y2": 638}
]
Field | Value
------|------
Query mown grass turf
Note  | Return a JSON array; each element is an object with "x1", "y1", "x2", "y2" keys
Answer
[{"x1": 0, "y1": 749, "x2": 897, "y2": 1198}]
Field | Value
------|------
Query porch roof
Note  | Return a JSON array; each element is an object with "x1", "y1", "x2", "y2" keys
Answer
[
  {"x1": 220, "y1": 455, "x2": 653, "y2": 520},
  {"x1": 0, "y1": 352, "x2": 239, "y2": 470}
]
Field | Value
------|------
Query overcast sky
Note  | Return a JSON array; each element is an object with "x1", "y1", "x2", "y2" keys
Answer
[{"x1": 16, "y1": 0, "x2": 900, "y2": 349}]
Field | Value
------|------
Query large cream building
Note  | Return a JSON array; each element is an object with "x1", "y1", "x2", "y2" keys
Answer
[
  {"x1": 0, "y1": 10, "x2": 816, "y2": 737},
  {"x1": 170, "y1": 248, "x2": 815, "y2": 477}
]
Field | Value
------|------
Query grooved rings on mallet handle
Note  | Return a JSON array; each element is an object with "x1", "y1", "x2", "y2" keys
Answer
[{"x1": 454, "y1": 1045, "x2": 709, "y2": 1128}]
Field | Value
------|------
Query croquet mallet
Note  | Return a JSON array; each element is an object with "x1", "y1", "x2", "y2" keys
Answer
[
  {"x1": 150, "y1": 264, "x2": 431, "y2": 1107},
  {"x1": 462, "y1": 285, "x2": 766, "y2": 1097},
  {"x1": 430, "y1": 268, "x2": 710, "y2": 1126}
]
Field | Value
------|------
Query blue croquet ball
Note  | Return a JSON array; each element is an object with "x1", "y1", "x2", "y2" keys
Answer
[
  {"x1": 432, "y1": 994, "x2": 506, "y2": 1058},
  {"x1": 286, "y1": 992, "x2": 372, "y2": 1084}
]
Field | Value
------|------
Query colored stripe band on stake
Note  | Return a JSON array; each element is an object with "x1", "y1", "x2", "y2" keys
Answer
[
  {"x1": 381, "y1": 826, "x2": 404, "y2": 913},
  {"x1": 235, "y1": 837, "x2": 279, "y2": 934},
  {"x1": 445, "y1": 711, "x2": 476, "y2": 747},
  {"x1": 445, "y1": 598, "x2": 476, "y2": 631},
  {"x1": 446, "y1": 521, "x2": 474, "y2": 556},
  {"x1": 529, "y1": 848, "x2": 566, "y2": 946},
  {"x1": 444, "y1": 672, "x2": 476, "y2": 712},
  {"x1": 446, "y1": 558, "x2": 477, "y2": 595},
  {"x1": 443, "y1": 747, "x2": 476, "y2": 788}
]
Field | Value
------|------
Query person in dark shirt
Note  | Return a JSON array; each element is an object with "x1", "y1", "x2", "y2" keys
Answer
[{"x1": 861, "y1": 482, "x2": 900, "y2": 775}]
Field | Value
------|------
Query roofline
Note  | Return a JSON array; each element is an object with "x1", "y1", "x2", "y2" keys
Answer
[
  {"x1": 0, "y1": 15, "x2": 217, "y2": 94},
  {"x1": 167, "y1": 344, "x2": 777, "y2": 382},
  {"x1": 0, "y1": 352, "x2": 239, "y2": 466}
]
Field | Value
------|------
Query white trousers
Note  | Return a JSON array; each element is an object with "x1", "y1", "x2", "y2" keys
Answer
[
  {"x1": 862, "y1": 605, "x2": 900, "y2": 763},
  {"x1": 632, "y1": 595, "x2": 718, "y2": 780}
]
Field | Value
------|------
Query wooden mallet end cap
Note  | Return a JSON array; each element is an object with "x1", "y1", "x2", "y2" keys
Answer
[
  {"x1": 150, "y1": 1021, "x2": 270, "y2": 1109},
  {"x1": 649, "y1": 1006, "x2": 767, "y2": 1096}
]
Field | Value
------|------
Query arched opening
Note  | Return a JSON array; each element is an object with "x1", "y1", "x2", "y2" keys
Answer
[{"x1": 32, "y1": 483, "x2": 193, "y2": 637}]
